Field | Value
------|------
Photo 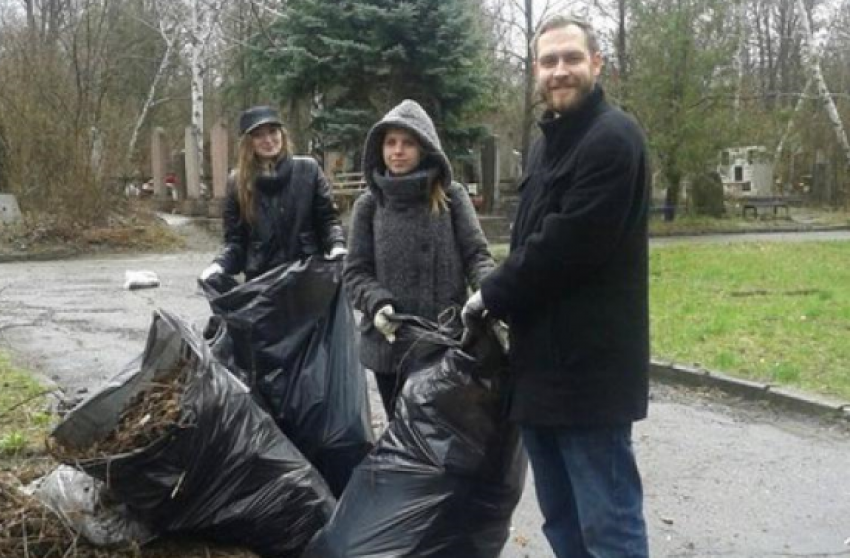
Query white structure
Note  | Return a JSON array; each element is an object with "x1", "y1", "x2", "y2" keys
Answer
[
  {"x1": 717, "y1": 146, "x2": 775, "y2": 197},
  {"x1": 0, "y1": 194, "x2": 22, "y2": 225}
]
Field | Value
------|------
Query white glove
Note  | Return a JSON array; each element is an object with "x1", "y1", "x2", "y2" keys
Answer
[
  {"x1": 461, "y1": 290, "x2": 486, "y2": 330},
  {"x1": 200, "y1": 263, "x2": 224, "y2": 281},
  {"x1": 374, "y1": 304, "x2": 399, "y2": 344},
  {"x1": 326, "y1": 245, "x2": 348, "y2": 260}
]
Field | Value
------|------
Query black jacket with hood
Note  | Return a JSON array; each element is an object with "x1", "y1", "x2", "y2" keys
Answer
[
  {"x1": 344, "y1": 99, "x2": 494, "y2": 374},
  {"x1": 215, "y1": 155, "x2": 345, "y2": 280}
]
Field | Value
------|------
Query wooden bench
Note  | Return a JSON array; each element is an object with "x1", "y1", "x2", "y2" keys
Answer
[
  {"x1": 330, "y1": 172, "x2": 366, "y2": 213},
  {"x1": 649, "y1": 204, "x2": 676, "y2": 220},
  {"x1": 740, "y1": 197, "x2": 790, "y2": 219}
]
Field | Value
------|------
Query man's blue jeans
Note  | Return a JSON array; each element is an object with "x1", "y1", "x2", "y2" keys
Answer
[{"x1": 521, "y1": 424, "x2": 648, "y2": 558}]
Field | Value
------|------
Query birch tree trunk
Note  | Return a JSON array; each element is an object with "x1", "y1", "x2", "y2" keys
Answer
[
  {"x1": 795, "y1": 0, "x2": 850, "y2": 169},
  {"x1": 520, "y1": 0, "x2": 534, "y2": 167},
  {"x1": 186, "y1": 0, "x2": 225, "y2": 190},
  {"x1": 126, "y1": 29, "x2": 176, "y2": 165},
  {"x1": 774, "y1": 76, "x2": 813, "y2": 162},
  {"x1": 189, "y1": 0, "x2": 207, "y2": 186},
  {"x1": 775, "y1": 1, "x2": 844, "y2": 161},
  {"x1": 733, "y1": 0, "x2": 746, "y2": 121}
]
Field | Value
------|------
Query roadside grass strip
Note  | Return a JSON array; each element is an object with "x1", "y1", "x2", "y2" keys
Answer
[
  {"x1": 0, "y1": 352, "x2": 53, "y2": 456},
  {"x1": 650, "y1": 241, "x2": 850, "y2": 400}
]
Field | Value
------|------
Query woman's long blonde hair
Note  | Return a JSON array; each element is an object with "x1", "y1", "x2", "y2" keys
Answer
[
  {"x1": 234, "y1": 126, "x2": 292, "y2": 225},
  {"x1": 428, "y1": 167, "x2": 450, "y2": 214}
]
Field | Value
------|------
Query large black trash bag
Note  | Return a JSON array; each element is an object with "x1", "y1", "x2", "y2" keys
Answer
[
  {"x1": 303, "y1": 316, "x2": 528, "y2": 558},
  {"x1": 50, "y1": 309, "x2": 336, "y2": 558},
  {"x1": 200, "y1": 258, "x2": 374, "y2": 497}
]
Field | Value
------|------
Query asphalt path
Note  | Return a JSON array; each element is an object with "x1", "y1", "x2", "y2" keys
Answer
[{"x1": 1, "y1": 225, "x2": 849, "y2": 557}]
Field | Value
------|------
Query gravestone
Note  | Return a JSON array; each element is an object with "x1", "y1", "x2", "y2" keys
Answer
[
  {"x1": 0, "y1": 194, "x2": 22, "y2": 225},
  {"x1": 173, "y1": 151, "x2": 187, "y2": 201},
  {"x1": 211, "y1": 120, "x2": 229, "y2": 200},
  {"x1": 151, "y1": 127, "x2": 168, "y2": 198},
  {"x1": 480, "y1": 135, "x2": 499, "y2": 215}
]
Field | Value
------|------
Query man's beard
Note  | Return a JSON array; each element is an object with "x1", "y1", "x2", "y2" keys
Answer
[{"x1": 537, "y1": 78, "x2": 594, "y2": 114}]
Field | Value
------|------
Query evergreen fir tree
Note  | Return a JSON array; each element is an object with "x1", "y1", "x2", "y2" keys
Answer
[{"x1": 250, "y1": 0, "x2": 491, "y2": 157}]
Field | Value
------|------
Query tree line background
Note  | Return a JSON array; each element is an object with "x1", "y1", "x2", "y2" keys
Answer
[{"x1": 0, "y1": 0, "x2": 847, "y2": 227}]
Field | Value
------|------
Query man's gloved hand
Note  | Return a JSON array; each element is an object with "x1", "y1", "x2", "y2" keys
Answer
[
  {"x1": 461, "y1": 290, "x2": 487, "y2": 347},
  {"x1": 326, "y1": 245, "x2": 348, "y2": 260},
  {"x1": 461, "y1": 290, "x2": 486, "y2": 329},
  {"x1": 374, "y1": 304, "x2": 399, "y2": 344},
  {"x1": 199, "y1": 263, "x2": 224, "y2": 281}
]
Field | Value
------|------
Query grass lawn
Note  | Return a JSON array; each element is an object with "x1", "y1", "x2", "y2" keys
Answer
[
  {"x1": 651, "y1": 241, "x2": 850, "y2": 400},
  {"x1": 0, "y1": 351, "x2": 53, "y2": 456}
]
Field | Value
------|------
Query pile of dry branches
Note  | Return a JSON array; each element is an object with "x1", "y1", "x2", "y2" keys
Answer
[
  {"x1": 49, "y1": 366, "x2": 188, "y2": 462},
  {"x1": 0, "y1": 473, "x2": 258, "y2": 558},
  {"x1": 0, "y1": 473, "x2": 88, "y2": 558}
]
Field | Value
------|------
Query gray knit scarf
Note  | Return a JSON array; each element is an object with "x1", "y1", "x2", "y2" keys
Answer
[{"x1": 371, "y1": 167, "x2": 439, "y2": 209}]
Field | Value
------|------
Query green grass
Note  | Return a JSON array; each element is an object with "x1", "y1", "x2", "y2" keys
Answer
[
  {"x1": 490, "y1": 243, "x2": 510, "y2": 261},
  {"x1": 0, "y1": 351, "x2": 54, "y2": 456},
  {"x1": 648, "y1": 207, "x2": 850, "y2": 236},
  {"x1": 651, "y1": 241, "x2": 850, "y2": 400}
]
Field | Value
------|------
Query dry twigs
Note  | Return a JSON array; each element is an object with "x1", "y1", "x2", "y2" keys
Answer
[
  {"x1": 49, "y1": 365, "x2": 189, "y2": 462},
  {"x1": 0, "y1": 473, "x2": 258, "y2": 558},
  {"x1": 2, "y1": 360, "x2": 260, "y2": 557},
  {"x1": 0, "y1": 473, "x2": 84, "y2": 558}
]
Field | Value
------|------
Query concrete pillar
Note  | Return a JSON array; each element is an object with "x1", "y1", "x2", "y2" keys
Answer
[
  {"x1": 211, "y1": 119, "x2": 229, "y2": 199},
  {"x1": 151, "y1": 127, "x2": 168, "y2": 198},
  {"x1": 185, "y1": 126, "x2": 201, "y2": 200},
  {"x1": 480, "y1": 134, "x2": 500, "y2": 214},
  {"x1": 89, "y1": 127, "x2": 105, "y2": 180},
  {"x1": 173, "y1": 151, "x2": 187, "y2": 201}
]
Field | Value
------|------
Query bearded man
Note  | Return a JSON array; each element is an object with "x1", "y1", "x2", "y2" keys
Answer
[{"x1": 463, "y1": 14, "x2": 651, "y2": 557}]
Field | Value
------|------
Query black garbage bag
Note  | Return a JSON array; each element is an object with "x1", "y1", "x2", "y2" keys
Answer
[
  {"x1": 50, "y1": 309, "x2": 335, "y2": 558},
  {"x1": 204, "y1": 314, "x2": 251, "y2": 388},
  {"x1": 302, "y1": 316, "x2": 528, "y2": 558},
  {"x1": 200, "y1": 258, "x2": 374, "y2": 497}
]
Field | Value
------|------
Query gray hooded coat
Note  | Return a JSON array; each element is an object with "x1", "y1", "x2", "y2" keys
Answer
[{"x1": 343, "y1": 99, "x2": 494, "y2": 374}]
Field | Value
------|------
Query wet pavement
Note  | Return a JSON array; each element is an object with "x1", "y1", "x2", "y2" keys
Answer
[{"x1": 1, "y1": 226, "x2": 850, "y2": 556}]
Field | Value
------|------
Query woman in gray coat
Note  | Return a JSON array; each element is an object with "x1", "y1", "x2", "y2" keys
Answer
[{"x1": 344, "y1": 99, "x2": 494, "y2": 417}]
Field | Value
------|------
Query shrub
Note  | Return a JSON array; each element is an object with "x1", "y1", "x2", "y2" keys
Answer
[{"x1": 690, "y1": 171, "x2": 725, "y2": 217}]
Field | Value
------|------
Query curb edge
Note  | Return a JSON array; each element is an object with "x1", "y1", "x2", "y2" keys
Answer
[{"x1": 650, "y1": 360, "x2": 850, "y2": 421}]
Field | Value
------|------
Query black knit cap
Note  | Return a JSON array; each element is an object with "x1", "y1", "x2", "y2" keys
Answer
[{"x1": 238, "y1": 106, "x2": 283, "y2": 136}]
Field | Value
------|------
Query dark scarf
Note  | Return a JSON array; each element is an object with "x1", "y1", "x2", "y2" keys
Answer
[{"x1": 255, "y1": 156, "x2": 294, "y2": 194}]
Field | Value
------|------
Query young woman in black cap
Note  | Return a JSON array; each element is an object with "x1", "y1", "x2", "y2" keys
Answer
[{"x1": 200, "y1": 106, "x2": 346, "y2": 281}]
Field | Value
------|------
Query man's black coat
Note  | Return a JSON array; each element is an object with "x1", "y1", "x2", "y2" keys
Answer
[{"x1": 481, "y1": 86, "x2": 650, "y2": 427}]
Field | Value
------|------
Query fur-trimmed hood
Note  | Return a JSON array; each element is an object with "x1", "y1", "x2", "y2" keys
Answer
[{"x1": 361, "y1": 99, "x2": 453, "y2": 192}]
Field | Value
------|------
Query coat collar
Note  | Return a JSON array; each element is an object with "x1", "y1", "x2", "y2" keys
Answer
[
  {"x1": 538, "y1": 85, "x2": 607, "y2": 161},
  {"x1": 254, "y1": 155, "x2": 293, "y2": 194}
]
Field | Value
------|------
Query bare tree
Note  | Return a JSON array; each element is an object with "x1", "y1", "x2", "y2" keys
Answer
[
  {"x1": 795, "y1": 0, "x2": 850, "y2": 169},
  {"x1": 773, "y1": 3, "x2": 843, "y2": 162},
  {"x1": 484, "y1": 0, "x2": 576, "y2": 165},
  {"x1": 186, "y1": 0, "x2": 225, "y2": 185},
  {"x1": 125, "y1": 9, "x2": 181, "y2": 164},
  {"x1": 20, "y1": 0, "x2": 70, "y2": 46}
]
